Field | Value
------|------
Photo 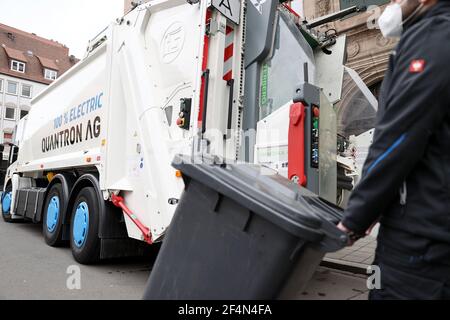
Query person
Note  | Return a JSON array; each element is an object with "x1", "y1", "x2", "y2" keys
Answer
[{"x1": 337, "y1": 0, "x2": 450, "y2": 299}]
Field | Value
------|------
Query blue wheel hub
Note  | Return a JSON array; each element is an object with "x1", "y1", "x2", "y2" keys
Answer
[
  {"x1": 73, "y1": 202, "x2": 89, "y2": 248},
  {"x1": 46, "y1": 196, "x2": 60, "y2": 232},
  {"x1": 2, "y1": 192, "x2": 12, "y2": 216}
]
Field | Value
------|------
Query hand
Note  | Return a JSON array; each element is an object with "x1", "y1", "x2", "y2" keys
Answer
[
  {"x1": 337, "y1": 222, "x2": 356, "y2": 246},
  {"x1": 338, "y1": 222, "x2": 369, "y2": 247},
  {"x1": 337, "y1": 222, "x2": 350, "y2": 233},
  {"x1": 365, "y1": 221, "x2": 378, "y2": 236},
  {"x1": 337, "y1": 220, "x2": 378, "y2": 247}
]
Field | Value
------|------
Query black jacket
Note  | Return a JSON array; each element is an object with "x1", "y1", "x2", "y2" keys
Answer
[{"x1": 342, "y1": 2, "x2": 450, "y2": 264}]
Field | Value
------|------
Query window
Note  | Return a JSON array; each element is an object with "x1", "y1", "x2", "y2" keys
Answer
[
  {"x1": 7, "y1": 81, "x2": 18, "y2": 95},
  {"x1": 11, "y1": 60, "x2": 26, "y2": 73},
  {"x1": 44, "y1": 69, "x2": 58, "y2": 80},
  {"x1": 0, "y1": 79, "x2": 3, "y2": 92},
  {"x1": 5, "y1": 107, "x2": 15, "y2": 120},
  {"x1": 259, "y1": 11, "x2": 314, "y2": 120},
  {"x1": 20, "y1": 109, "x2": 29, "y2": 119},
  {"x1": 21, "y1": 84, "x2": 32, "y2": 98}
]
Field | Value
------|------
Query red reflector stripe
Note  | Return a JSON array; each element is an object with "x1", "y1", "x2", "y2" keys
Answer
[
  {"x1": 224, "y1": 43, "x2": 234, "y2": 61},
  {"x1": 223, "y1": 70, "x2": 233, "y2": 82},
  {"x1": 223, "y1": 24, "x2": 234, "y2": 82}
]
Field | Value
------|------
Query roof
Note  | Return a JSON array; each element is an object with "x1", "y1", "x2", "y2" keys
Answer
[
  {"x1": 0, "y1": 23, "x2": 79, "y2": 85},
  {"x1": 3, "y1": 46, "x2": 27, "y2": 62},
  {"x1": 37, "y1": 55, "x2": 59, "y2": 71}
]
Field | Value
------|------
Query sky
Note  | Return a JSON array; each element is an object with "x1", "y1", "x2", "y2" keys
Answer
[{"x1": 0, "y1": 0, "x2": 124, "y2": 58}]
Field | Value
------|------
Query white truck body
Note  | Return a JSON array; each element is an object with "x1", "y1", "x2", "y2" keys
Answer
[{"x1": 7, "y1": 0, "x2": 246, "y2": 242}]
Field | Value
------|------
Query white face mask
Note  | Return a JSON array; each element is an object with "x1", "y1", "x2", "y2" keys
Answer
[{"x1": 378, "y1": 3, "x2": 404, "y2": 39}]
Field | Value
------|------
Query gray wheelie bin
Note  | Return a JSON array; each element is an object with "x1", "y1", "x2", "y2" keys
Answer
[{"x1": 143, "y1": 155, "x2": 348, "y2": 300}]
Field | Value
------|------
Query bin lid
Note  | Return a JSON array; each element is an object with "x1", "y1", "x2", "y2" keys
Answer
[{"x1": 172, "y1": 155, "x2": 348, "y2": 252}]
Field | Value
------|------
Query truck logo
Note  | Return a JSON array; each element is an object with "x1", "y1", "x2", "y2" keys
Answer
[
  {"x1": 212, "y1": 0, "x2": 241, "y2": 25},
  {"x1": 42, "y1": 93, "x2": 104, "y2": 153},
  {"x1": 42, "y1": 116, "x2": 101, "y2": 153},
  {"x1": 161, "y1": 22, "x2": 185, "y2": 64}
]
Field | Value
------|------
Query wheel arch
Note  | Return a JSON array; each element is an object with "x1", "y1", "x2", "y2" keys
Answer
[
  {"x1": 42, "y1": 173, "x2": 76, "y2": 225},
  {"x1": 1, "y1": 178, "x2": 13, "y2": 219},
  {"x1": 3, "y1": 176, "x2": 12, "y2": 191},
  {"x1": 66, "y1": 173, "x2": 127, "y2": 240}
]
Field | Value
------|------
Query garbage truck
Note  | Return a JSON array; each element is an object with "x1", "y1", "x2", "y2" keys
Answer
[{"x1": 1, "y1": 0, "x2": 377, "y2": 271}]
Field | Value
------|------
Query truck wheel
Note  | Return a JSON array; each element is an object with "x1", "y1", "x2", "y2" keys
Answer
[
  {"x1": 70, "y1": 187, "x2": 100, "y2": 264},
  {"x1": 1, "y1": 185, "x2": 13, "y2": 223},
  {"x1": 42, "y1": 183, "x2": 65, "y2": 247}
]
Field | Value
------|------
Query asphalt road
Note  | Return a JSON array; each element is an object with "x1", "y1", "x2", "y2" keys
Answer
[
  {"x1": 0, "y1": 218, "x2": 368, "y2": 300},
  {"x1": 0, "y1": 219, "x2": 155, "y2": 300},
  {"x1": 300, "y1": 267, "x2": 369, "y2": 300}
]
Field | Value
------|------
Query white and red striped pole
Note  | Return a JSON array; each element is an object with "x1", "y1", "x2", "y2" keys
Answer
[{"x1": 223, "y1": 24, "x2": 234, "y2": 82}]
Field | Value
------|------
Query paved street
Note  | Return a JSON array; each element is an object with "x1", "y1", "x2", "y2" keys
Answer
[
  {"x1": 0, "y1": 219, "x2": 155, "y2": 300},
  {"x1": 300, "y1": 267, "x2": 369, "y2": 300},
  {"x1": 0, "y1": 218, "x2": 368, "y2": 300}
]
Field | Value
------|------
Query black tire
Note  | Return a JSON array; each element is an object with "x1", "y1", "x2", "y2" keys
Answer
[
  {"x1": 1, "y1": 184, "x2": 13, "y2": 223},
  {"x1": 70, "y1": 186, "x2": 100, "y2": 264},
  {"x1": 42, "y1": 183, "x2": 66, "y2": 247}
]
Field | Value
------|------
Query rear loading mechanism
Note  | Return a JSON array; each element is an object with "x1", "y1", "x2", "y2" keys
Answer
[{"x1": 289, "y1": 82, "x2": 322, "y2": 194}]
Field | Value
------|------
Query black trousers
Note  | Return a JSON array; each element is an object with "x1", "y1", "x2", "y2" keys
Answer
[{"x1": 369, "y1": 244, "x2": 450, "y2": 300}]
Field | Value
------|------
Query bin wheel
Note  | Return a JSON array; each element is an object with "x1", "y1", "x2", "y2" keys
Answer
[
  {"x1": 70, "y1": 186, "x2": 100, "y2": 264},
  {"x1": 1, "y1": 184, "x2": 13, "y2": 223},
  {"x1": 42, "y1": 183, "x2": 66, "y2": 247}
]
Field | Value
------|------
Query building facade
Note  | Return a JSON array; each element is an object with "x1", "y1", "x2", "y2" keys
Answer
[
  {"x1": 0, "y1": 23, "x2": 78, "y2": 148},
  {"x1": 302, "y1": 0, "x2": 396, "y2": 97},
  {"x1": 302, "y1": 0, "x2": 396, "y2": 138},
  {"x1": 124, "y1": 0, "x2": 134, "y2": 14}
]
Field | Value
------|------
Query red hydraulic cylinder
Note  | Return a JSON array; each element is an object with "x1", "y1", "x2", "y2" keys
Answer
[{"x1": 111, "y1": 194, "x2": 153, "y2": 244}]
